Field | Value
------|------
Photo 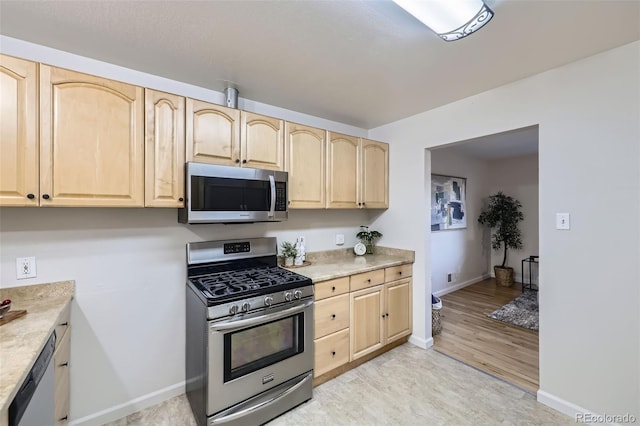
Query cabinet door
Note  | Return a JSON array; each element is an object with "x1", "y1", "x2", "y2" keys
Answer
[
  {"x1": 39, "y1": 65, "x2": 144, "y2": 206},
  {"x1": 0, "y1": 55, "x2": 39, "y2": 206},
  {"x1": 350, "y1": 285, "x2": 384, "y2": 360},
  {"x1": 285, "y1": 122, "x2": 326, "y2": 208},
  {"x1": 385, "y1": 278, "x2": 412, "y2": 343},
  {"x1": 54, "y1": 328, "x2": 71, "y2": 425},
  {"x1": 241, "y1": 111, "x2": 284, "y2": 170},
  {"x1": 145, "y1": 89, "x2": 185, "y2": 207},
  {"x1": 186, "y1": 99, "x2": 240, "y2": 166},
  {"x1": 326, "y1": 132, "x2": 359, "y2": 208},
  {"x1": 361, "y1": 138, "x2": 389, "y2": 209}
]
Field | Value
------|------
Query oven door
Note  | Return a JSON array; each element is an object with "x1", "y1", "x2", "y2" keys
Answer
[{"x1": 207, "y1": 299, "x2": 313, "y2": 416}]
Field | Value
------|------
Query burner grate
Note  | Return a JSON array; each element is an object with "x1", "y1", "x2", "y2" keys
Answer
[{"x1": 190, "y1": 266, "x2": 310, "y2": 302}]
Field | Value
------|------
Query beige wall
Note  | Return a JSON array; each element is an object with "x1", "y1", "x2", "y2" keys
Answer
[{"x1": 369, "y1": 41, "x2": 639, "y2": 418}]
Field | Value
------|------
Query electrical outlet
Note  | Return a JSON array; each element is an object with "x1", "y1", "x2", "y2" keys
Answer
[
  {"x1": 16, "y1": 257, "x2": 37, "y2": 279},
  {"x1": 335, "y1": 234, "x2": 345, "y2": 245},
  {"x1": 447, "y1": 273, "x2": 452, "y2": 283}
]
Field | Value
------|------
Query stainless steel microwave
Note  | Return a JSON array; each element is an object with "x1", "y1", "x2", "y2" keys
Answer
[{"x1": 178, "y1": 162, "x2": 288, "y2": 224}]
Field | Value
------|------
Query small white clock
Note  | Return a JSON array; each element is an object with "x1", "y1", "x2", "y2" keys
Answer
[{"x1": 354, "y1": 242, "x2": 367, "y2": 256}]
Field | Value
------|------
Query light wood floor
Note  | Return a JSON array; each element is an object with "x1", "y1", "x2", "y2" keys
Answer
[{"x1": 433, "y1": 278, "x2": 539, "y2": 393}]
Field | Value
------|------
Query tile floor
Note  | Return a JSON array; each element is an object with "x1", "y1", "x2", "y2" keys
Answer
[{"x1": 104, "y1": 343, "x2": 571, "y2": 425}]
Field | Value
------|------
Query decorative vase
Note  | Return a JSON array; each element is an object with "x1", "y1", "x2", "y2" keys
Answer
[
  {"x1": 365, "y1": 244, "x2": 375, "y2": 254},
  {"x1": 494, "y1": 266, "x2": 514, "y2": 287},
  {"x1": 284, "y1": 257, "x2": 294, "y2": 267}
]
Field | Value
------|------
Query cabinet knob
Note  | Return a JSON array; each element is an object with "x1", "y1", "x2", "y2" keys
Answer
[
  {"x1": 59, "y1": 416, "x2": 68, "y2": 421},
  {"x1": 382, "y1": 314, "x2": 385, "y2": 319},
  {"x1": 332, "y1": 286, "x2": 336, "y2": 291},
  {"x1": 367, "y1": 279, "x2": 371, "y2": 283},
  {"x1": 59, "y1": 362, "x2": 69, "y2": 367},
  {"x1": 242, "y1": 159, "x2": 247, "y2": 164},
  {"x1": 399, "y1": 271, "x2": 402, "y2": 275},
  {"x1": 42, "y1": 194, "x2": 50, "y2": 200},
  {"x1": 331, "y1": 314, "x2": 336, "y2": 319},
  {"x1": 27, "y1": 193, "x2": 35, "y2": 199},
  {"x1": 179, "y1": 197, "x2": 184, "y2": 202},
  {"x1": 235, "y1": 159, "x2": 240, "y2": 164},
  {"x1": 331, "y1": 351, "x2": 336, "y2": 356}
]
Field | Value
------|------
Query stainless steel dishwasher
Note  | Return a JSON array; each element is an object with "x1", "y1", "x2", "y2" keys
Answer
[{"x1": 8, "y1": 333, "x2": 56, "y2": 426}]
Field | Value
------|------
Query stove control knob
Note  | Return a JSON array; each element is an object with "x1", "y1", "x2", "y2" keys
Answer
[
  {"x1": 264, "y1": 296, "x2": 274, "y2": 306},
  {"x1": 229, "y1": 305, "x2": 239, "y2": 315},
  {"x1": 284, "y1": 292, "x2": 293, "y2": 302},
  {"x1": 293, "y1": 290, "x2": 302, "y2": 300},
  {"x1": 241, "y1": 302, "x2": 250, "y2": 312}
]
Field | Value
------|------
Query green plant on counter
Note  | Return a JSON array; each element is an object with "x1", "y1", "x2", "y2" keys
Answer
[
  {"x1": 280, "y1": 241, "x2": 298, "y2": 259},
  {"x1": 356, "y1": 225, "x2": 383, "y2": 254}
]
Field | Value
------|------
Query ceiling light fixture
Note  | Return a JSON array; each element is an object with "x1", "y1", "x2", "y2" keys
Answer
[{"x1": 392, "y1": 0, "x2": 494, "y2": 42}]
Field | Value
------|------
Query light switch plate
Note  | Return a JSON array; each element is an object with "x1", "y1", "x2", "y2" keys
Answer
[
  {"x1": 335, "y1": 234, "x2": 345, "y2": 245},
  {"x1": 556, "y1": 213, "x2": 570, "y2": 230}
]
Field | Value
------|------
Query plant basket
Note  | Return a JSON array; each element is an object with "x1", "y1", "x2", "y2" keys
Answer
[{"x1": 494, "y1": 266, "x2": 514, "y2": 287}]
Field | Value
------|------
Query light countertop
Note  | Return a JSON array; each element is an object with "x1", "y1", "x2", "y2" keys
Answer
[
  {"x1": 286, "y1": 246, "x2": 415, "y2": 282},
  {"x1": 0, "y1": 281, "x2": 74, "y2": 415}
]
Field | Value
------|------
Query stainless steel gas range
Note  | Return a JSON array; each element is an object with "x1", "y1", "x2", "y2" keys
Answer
[{"x1": 185, "y1": 237, "x2": 313, "y2": 426}]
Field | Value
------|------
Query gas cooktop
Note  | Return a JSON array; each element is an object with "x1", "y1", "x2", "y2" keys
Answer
[{"x1": 189, "y1": 265, "x2": 311, "y2": 303}]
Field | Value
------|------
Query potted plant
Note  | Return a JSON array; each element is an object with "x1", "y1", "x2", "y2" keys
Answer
[
  {"x1": 477, "y1": 192, "x2": 524, "y2": 287},
  {"x1": 356, "y1": 225, "x2": 383, "y2": 254},
  {"x1": 280, "y1": 241, "x2": 298, "y2": 267}
]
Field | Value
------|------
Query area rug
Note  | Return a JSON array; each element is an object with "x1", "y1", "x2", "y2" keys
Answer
[{"x1": 488, "y1": 290, "x2": 539, "y2": 331}]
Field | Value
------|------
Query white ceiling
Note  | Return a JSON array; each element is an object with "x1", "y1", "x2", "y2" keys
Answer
[
  {"x1": 1, "y1": 1, "x2": 638, "y2": 129},
  {"x1": 433, "y1": 125, "x2": 539, "y2": 160}
]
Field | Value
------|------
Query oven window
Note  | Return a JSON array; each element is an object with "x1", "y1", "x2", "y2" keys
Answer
[{"x1": 224, "y1": 313, "x2": 304, "y2": 382}]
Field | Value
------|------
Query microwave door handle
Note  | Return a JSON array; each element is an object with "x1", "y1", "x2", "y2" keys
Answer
[{"x1": 268, "y1": 175, "x2": 276, "y2": 217}]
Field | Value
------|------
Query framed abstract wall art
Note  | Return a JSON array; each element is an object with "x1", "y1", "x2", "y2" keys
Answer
[{"x1": 431, "y1": 174, "x2": 467, "y2": 231}]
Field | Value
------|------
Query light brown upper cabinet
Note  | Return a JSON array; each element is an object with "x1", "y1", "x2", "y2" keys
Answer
[
  {"x1": 327, "y1": 133, "x2": 389, "y2": 209},
  {"x1": 186, "y1": 99, "x2": 240, "y2": 166},
  {"x1": 185, "y1": 102, "x2": 284, "y2": 170},
  {"x1": 285, "y1": 122, "x2": 326, "y2": 208},
  {"x1": 145, "y1": 89, "x2": 185, "y2": 207},
  {"x1": 0, "y1": 55, "x2": 39, "y2": 206},
  {"x1": 326, "y1": 132, "x2": 360, "y2": 208},
  {"x1": 360, "y1": 138, "x2": 389, "y2": 209},
  {"x1": 241, "y1": 111, "x2": 284, "y2": 171},
  {"x1": 39, "y1": 65, "x2": 144, "y2": 206}
]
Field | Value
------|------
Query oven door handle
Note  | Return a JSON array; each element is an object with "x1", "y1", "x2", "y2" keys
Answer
[
  {"x1": 210, "y1": 372, "x2": 312, "y2": 424},
  {"x1": 210, "y1": 300, "x2": 312, "y2": 332},
  {"x1": 268, "y1": 175, "x2": 276, "y2": 218}
]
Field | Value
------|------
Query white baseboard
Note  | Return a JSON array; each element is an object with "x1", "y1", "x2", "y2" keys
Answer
[
  {"x1": 537, "y1": 389, "x2": 596, "y2": 423},
  {"x1": 409, "y1": 334, "x2": 433, "y2": 349},
  {"x1": 69, "y1": 381, "x2": 185, "y2": 426},
  {"x1": 433, "y1": 274, "x2": 489, "y2": 298}
]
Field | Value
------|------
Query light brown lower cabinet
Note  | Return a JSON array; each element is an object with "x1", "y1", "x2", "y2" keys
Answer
[
  {"x1": 313, "y1": 264, "x2": 413, "y2": 380},
  {"x1": 54, "y1": 303, "x2": 71, "y2": 425}
]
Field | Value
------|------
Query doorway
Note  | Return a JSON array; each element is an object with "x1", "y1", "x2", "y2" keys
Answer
[{"x1": 428, "y1": 125, "x2": 539, "y2": 392}]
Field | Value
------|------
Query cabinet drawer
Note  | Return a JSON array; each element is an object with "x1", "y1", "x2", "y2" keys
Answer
[
  {"x1": 314, "y1": 328, "x2": 349, "y2": 377},
  {"x1": 314, "y1": 294, "x2": 349, "y2": 339},
  {"x1": 350, "y1": 269, "x2": 385, "y2": 292},
  {"x1": 314, "y1": 277, "x2": 349, "y2": 301},
  {"x1": 54, "y1": 302, "x2": 71, "y2": 348},
  {"x1": 385, "y1": 264, "x2": 413, "y2": 282}
]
